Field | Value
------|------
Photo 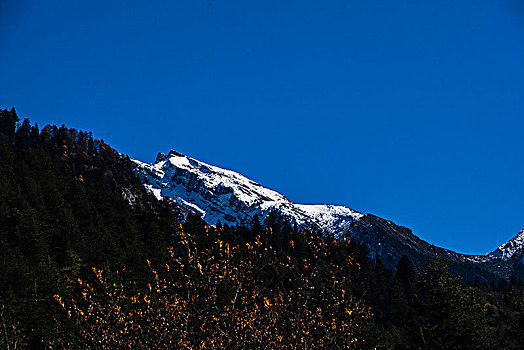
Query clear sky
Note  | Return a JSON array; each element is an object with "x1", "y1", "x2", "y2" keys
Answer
[{"x1": 1, "y1": 0, "x2": 524, "y2": 254}]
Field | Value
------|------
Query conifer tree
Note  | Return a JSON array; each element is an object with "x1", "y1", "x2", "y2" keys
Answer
[
  {"x1": 413, "y1": 255, "x2": 496, "y2": 349},
  {"x1": 396, "y1": 254, "x2": 417, "y2": 302}
]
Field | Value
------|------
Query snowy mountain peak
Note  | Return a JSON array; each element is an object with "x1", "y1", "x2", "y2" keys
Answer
[
  {"x1": 156, "y1": 150, "x2": 183, "y2": 162},
  {"x1": 490, "y1": 228, "x2": 524, "y2": 261},
  {"x1": 132, "y1": 151, "x2": 362, "y2": 235}
]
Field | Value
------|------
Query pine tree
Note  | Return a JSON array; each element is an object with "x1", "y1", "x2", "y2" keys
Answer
[
  {"x1": 413, "y1": 254, "x2": 496, "y2": 349},
  {"x1": 0, "y1": 107, "x2": 19, "y2": 143},
  {"x1": 396, "y1": 254, "x2": 417, "y2": 302}
]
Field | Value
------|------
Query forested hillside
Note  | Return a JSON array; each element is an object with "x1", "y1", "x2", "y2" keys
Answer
[{"x1": 1, "y1": 108, "x2": 524, "y2": 349}]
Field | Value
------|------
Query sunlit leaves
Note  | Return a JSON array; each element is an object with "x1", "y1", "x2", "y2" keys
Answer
[{"x1": 56, "y1": 225, "x2": 372, "y2": 348}]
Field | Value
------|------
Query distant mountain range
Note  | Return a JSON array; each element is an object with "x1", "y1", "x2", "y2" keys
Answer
[{"x1": 132, "y1": 150, "x2": 524, "y2": 281}]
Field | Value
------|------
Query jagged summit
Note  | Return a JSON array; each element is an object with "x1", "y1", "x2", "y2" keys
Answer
[
  {"x1": 490, "y1": 229, "x2": 524, "y2": 261},
  {"x1": 156, "y1": 150, "x2": 185, "y2": 163},
  {"x1": 132, "y1": 151, "x2": 362, "y2": 232},
  {"x1": 132, "y1": 151, "x2": 524, "y2": 280}
]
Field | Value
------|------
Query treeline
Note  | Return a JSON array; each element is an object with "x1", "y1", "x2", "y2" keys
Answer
[{"x1": 1, "y1": 108, "x2": 524, "y2": 348}]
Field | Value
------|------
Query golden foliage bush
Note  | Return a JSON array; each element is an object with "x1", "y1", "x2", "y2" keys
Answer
[{"x1": 56, "y1": 225, "x2": 372, "y2": 349}]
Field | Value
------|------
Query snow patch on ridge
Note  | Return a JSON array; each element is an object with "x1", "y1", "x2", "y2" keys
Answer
[{"x1": 457, "y1": 229, "x2": 524, "y2": 264}]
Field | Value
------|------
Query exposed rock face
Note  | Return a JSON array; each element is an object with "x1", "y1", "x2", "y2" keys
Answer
[
  {"x1": 132, "y1": 151, "x2": 362, "y2": 231},
  {"x1": 132, "y1": 150, "x2": 524, "y2": 281}
]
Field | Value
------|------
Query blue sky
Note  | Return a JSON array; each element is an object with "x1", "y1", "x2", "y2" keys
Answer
[{"x1": 1, "y1": 0, "x2": 524, "y2": 254}]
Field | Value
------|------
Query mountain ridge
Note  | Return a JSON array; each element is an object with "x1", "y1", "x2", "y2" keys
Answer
[{"x1": 132, "y1": 149, "x2": 524, "y2": 281}]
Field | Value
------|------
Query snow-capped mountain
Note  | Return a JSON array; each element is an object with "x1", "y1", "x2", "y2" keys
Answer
[
  {"x1": 132, "y1": 150, "x2": 362, "y2": 233},
  {"x1": 132, "y1": 150, "x2": 524, "y2": 281}
]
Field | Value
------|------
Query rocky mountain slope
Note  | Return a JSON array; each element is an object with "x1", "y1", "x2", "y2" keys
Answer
[{"x1": 132, "y1": 150, "x2": 524, "y2": 281}]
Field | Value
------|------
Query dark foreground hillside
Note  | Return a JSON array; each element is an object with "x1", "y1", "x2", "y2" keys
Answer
[{"x1": 1, "y1": 108, "x2": 524, "y2": 349}]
